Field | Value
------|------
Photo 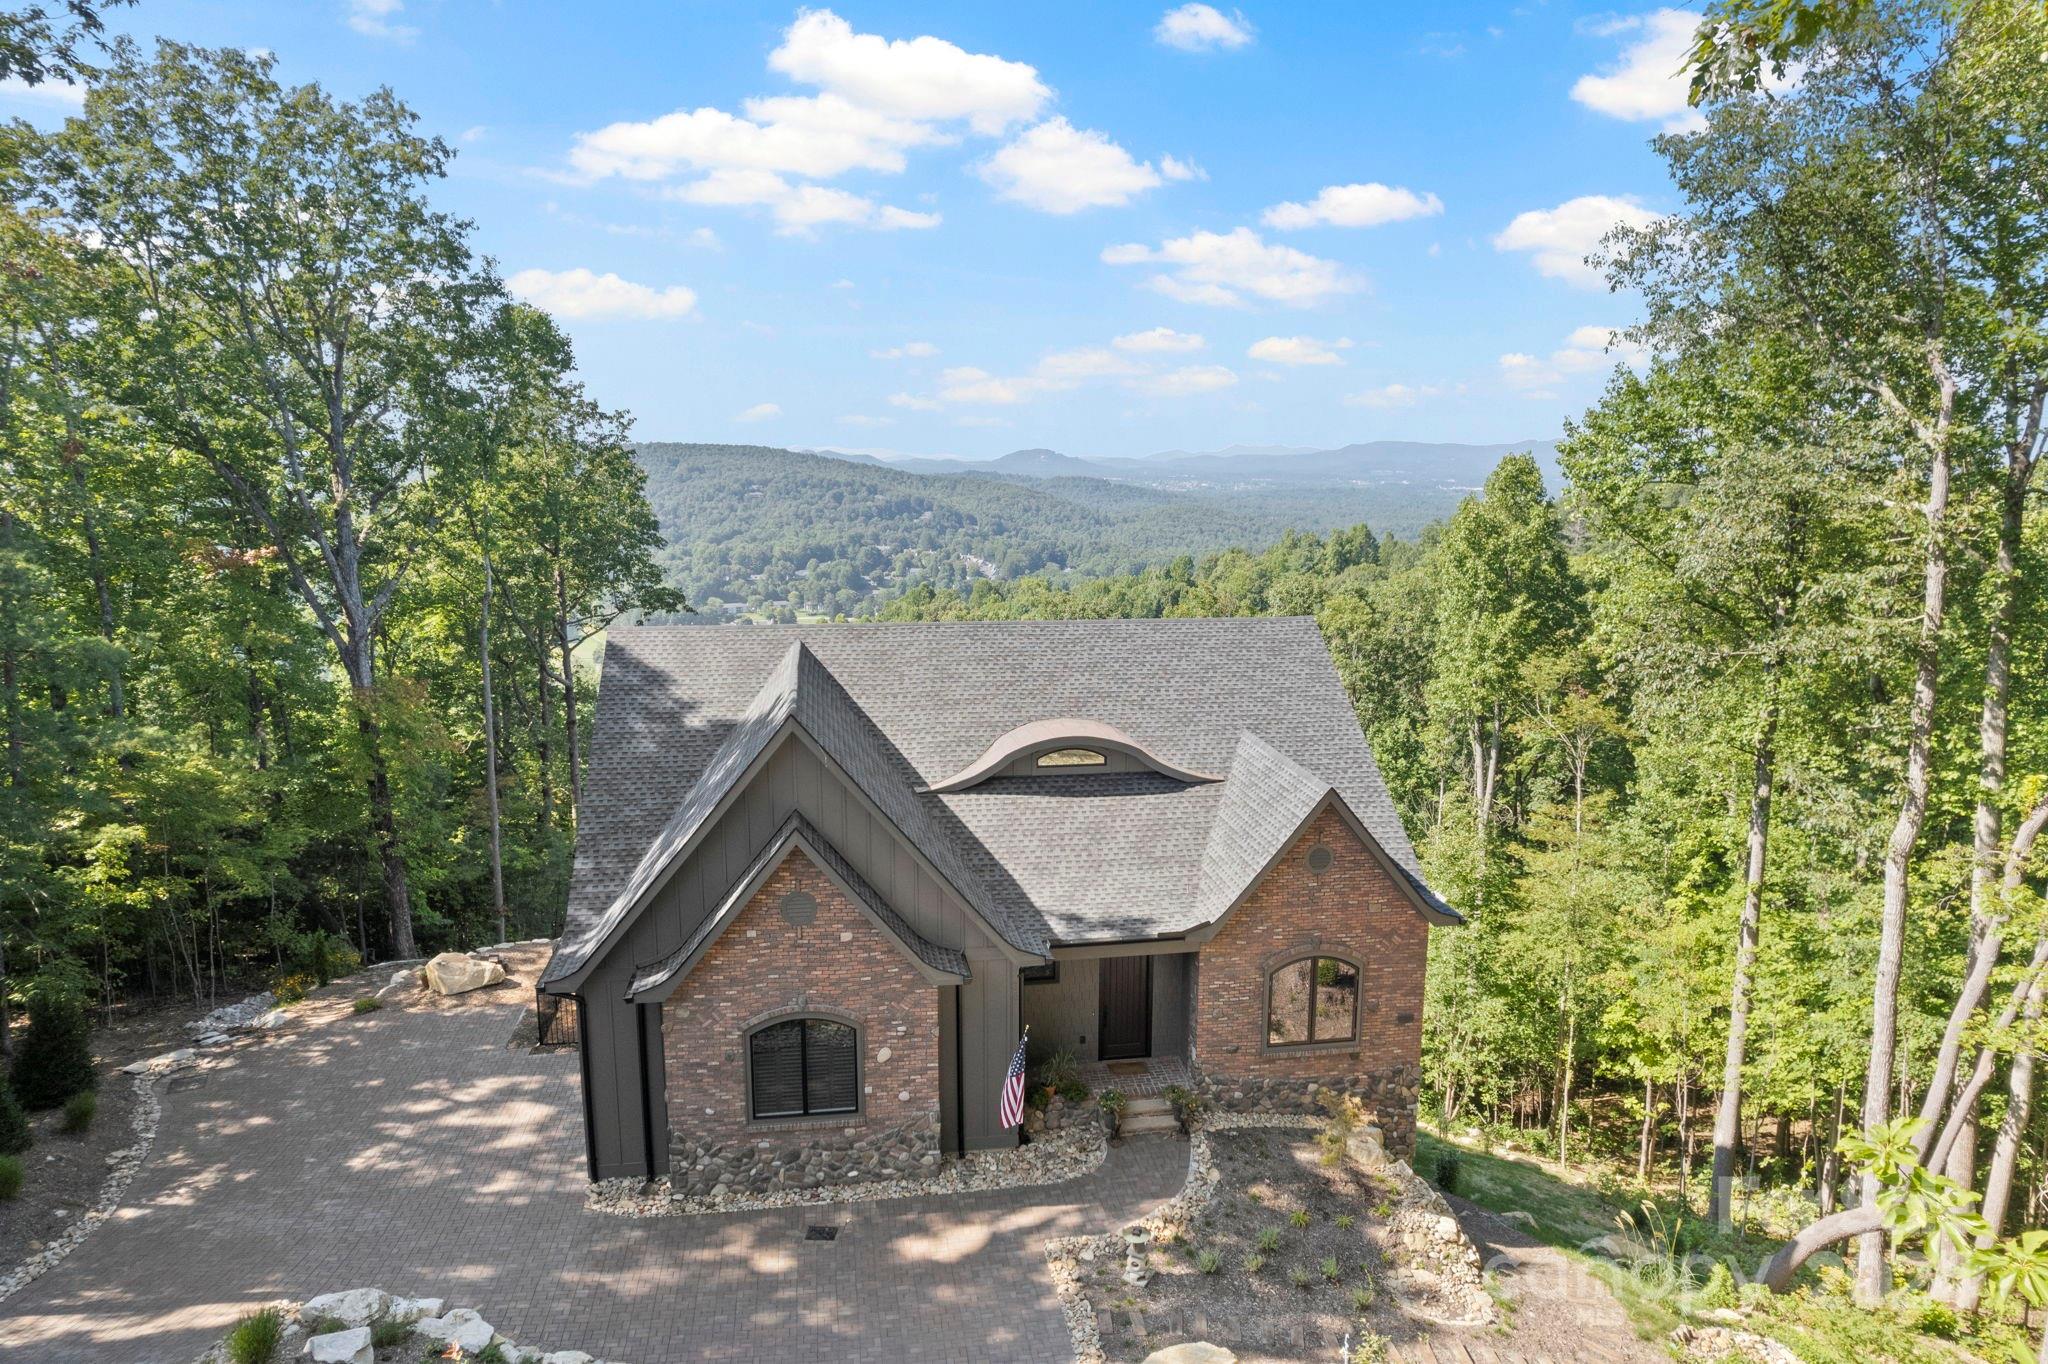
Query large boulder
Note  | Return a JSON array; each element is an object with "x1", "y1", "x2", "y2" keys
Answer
[
  {"x1": 1144, "y1": 1346, "x2": 1236, "y2": 1364},
  {"x1": 305, "y1": 1327, "x2": 373, "y2": 1364},
  {"x1": 416, "y1": 1308, "x2": 496, "y2": 1353},
  {"x1": 423, "y1": 953, "x2": 506, "y2": 996},
  {"x1": 300, "y1": 1288, "x2": 390, "y2": 1327}
]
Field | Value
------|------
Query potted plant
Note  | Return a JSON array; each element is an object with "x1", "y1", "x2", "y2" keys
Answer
[
  {"x1": 1164, "y1": 1084, "x2": 1206, "y2": 1138},
  {"x1": 1099, "y1": 1088, "x2": 1128, "y2": 1143}
]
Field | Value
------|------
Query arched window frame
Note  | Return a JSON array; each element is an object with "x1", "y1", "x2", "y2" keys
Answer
[
  {"x1": 743, "y1": 1009, "x2": 864, "y2": 1123},
  {"x1": 1262, "y1": 952, "x2": 1363, "y2": 1052},
  {"x1": 1036, "y1": 747, "x2": 1108, "y2": 768}
]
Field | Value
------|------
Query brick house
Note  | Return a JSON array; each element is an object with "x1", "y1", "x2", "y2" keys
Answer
[{"x1": 541, "y1": 619, "x2": 1459, "y2": 1189}]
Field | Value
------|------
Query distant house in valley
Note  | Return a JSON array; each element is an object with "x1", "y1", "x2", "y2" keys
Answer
[{"x1": 540, "y1": 618, "x2": 1460, "y2": 1190}]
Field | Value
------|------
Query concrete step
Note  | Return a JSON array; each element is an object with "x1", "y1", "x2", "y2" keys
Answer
[
  {"x1": 1119, "y1": 1112, "x2": 1180, "y2": 1135},
  {"x1": 1122, "y1": 1095, "x2": 1173, "y2": 1115}
]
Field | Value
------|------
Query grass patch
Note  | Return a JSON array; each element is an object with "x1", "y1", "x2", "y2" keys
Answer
[
  {"x1": 1415, "y1": 1129, "x2": 1619, "y2": 1246},
  {"x1": 60, "y1": 1090, "x2": 96, "y2": 1133},
  {"x1": 0, "y1": 1155, "x2": 22, "y2": 1200},
  {"x1": 369, "y1": 1318, "x2": 411, "y2": 1349},
  {"x1": 224, "y1": 1306, "x2": 284, "y2": 1364},
  {"x1": 351, "y1": 996, "x2": 382, "y2": 1014}
]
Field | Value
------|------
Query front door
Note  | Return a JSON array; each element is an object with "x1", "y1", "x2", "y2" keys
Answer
[{"x1": 1098, "y1": 955, "x2": 1152, "y2": 1060}]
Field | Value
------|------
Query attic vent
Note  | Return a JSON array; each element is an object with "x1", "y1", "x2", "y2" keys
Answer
[
  {"x1": 1306, "y1": 844, "x2": 1334, "y2": 874},
  {"x1": 779, "y1": 890, "x2": 818, "y2": 927},
  {"x1": 1037, "y1": 748, "x2": 1107, "y2": 768}
]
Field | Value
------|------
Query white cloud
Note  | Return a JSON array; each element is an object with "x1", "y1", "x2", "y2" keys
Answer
[
  {"x1": 1499, "y1": 324, "x2": 1649, "y2": 396},
  {"x1": 930, "y1": 346, "x2": 1144, "y2": 406},
  {"x1": 1344, "y1": 382, "x2": 1443, "y2": 408},
  {"x1": 872, "y1": 341, "x2": 940, "y2": 360},
  {"x1": 0, "y1": 76, "x2": 83, "y2": 109},
  {"x1": 1262, "y1": 182, "x2": 1444, "y2": 230},
  {"x1": 978, "y1": 118, "x2": 1164, "y2": 214},
  {"x1": 937, "y1": 366, "x2": 1033, "y2": 405},
  {"x1": 839, "y1": 413, "x2": 895, "y2": 427},
  {"x1": 689, "y1": 227, "x2": 723, "y2": 249},
  {"x1": 506, "y1": 267, "x2": 699, "y2": 320},
  {"x1": 564, "y1": 10, "x2": 1042, "y2": 236},
  {"x1": 1571, "y1": 9, "x2": 1708, "y2": 134},
  {"x1": 1101, "y1": 227, "x2": 1357, "y2": 308},
  {"x1": 347, "y1": 0, "x2": 417, "y2": 42},
  {"x1": 667, "y1": 169, "x2": 938, "y2": 235},
  {"x1": 1248, "y1": 335, "x2": 1354, "y2": 366},
  {"x1": 1155, "y1": 4, "x2": 1255, "y2": 51},
  {"x1": 1160, "y1": 154, "x2": 1207, "y2": 182},
  {"x1": 955, "y1": 415, "x2": 1012, "y2": 428},
  {"x1": 458, "y1": 125, "x2": 487, "y2": 144},
  {"x1": 1113, "y1": 327, "x2": 1205, "y2": 353},
  {"x1": 736, "y1": 402, "x2": 782, "y2": 422},
  {"x1": 888, "y1": 392, "x2": 943, "y2": 411},
  {"x1": 767, "y1": 9, "x2": 1049, "y2": 134},
  {"x1": 1493, "y1": 194, "x2": 1658, "y2": 287},
  {"x1": 1136, "y1": 364, "x2": 1240, "y2": 397}
]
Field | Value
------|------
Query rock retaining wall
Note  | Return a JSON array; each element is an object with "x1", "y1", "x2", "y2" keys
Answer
[
  {"x1": 1193, "y1": 1064, "x2": 1421, "y2": 1156},
  {"x1": 668, "y1": 1117, "x2": 941, "y2": 1198}
]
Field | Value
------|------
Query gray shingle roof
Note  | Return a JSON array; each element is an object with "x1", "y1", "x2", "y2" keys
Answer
[{"x1": 549, "y1": 617, "x2": 1452, "y2": 984}]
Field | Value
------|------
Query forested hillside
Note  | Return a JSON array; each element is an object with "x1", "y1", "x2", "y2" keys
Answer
[{"x1": 635, "y1": 442, "x2": 1471, "y2": 618}]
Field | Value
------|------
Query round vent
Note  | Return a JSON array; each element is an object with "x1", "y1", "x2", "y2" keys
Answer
[
  {"x1": 1306, "y1": 844, "x2": 1334, "y2": 874},
  {"x1": 779, "y1": 890, "x2": 818, "y2": 927}
]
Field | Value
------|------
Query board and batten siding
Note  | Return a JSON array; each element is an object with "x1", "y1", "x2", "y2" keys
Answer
[
  {"x1": 1020, "y1": 951, "x2": 1193, "y2": 1063},
  {"x1": 576, "y1": 735, "x2": 1018, "y2": 1179}
]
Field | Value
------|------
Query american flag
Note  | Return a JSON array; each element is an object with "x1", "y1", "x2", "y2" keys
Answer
[{"x1": 998, "y1": 1032, "x2": 1030, "y2": 1130}]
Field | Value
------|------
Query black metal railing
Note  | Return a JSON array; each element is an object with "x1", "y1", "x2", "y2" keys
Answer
[{"x1": 536, "y1": 988, "x2": 580, "y2": 1047}]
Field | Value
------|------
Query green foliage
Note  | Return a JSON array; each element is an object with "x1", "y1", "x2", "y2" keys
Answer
[
  {"x1": 368, "y1": 1318, "x2": 411, "y2": 1349},
  {"x1": 11, "y1": 991, "x2": 95, "y2": 1109},
  {"x1": 1318, "y1": 1090, "x2": 1370, "y2": 1167},
  {"x1": 1335, "y1": 1214, "x2": 1354, "y2": 1230},
  {"x1": 1242, "y1": 1252, "x2": 1266, "y2": 1274},
  {"x1": 1698, "y1": 1260, "x2": 1738, "y2": 1309},
  {"x1": 1163, "y1": 1083, "x2": 1206, "y2": 1136},
  {"x1": 0, "y1": 1085, "x2": 30, "y2": 1155},
  {"x1": 351, "y1": 997, "x2": 382, "y2": 1015},
  {"x1": 1195, "y1": 1249, "x2": 1220, "y2": 1274},
  {"x1": 224, "y1": 1306, "x2": 284, "y2": 1364},
  {"x1": 0, "y1": 1155, "x2": 21, "y2": 1200},
  {"x1": 1320, "y1": 1255, "x2": 1342, "y2": 1281},
  {"x1": 474, "y1": 1345, "x2": 509, "y2": 1364},
  {"x1": 1289, "y1": 1265, "x2": 1313, "y2": 1289},
  {"x1": 1290, "y1": 1209, "x2": 1311, "y2": 1229},
  {"x1": 1429, "y1": 1148, "x2": 1462, "y2": 1197},
  {"x1": 60, "y1": 1090, "x2": 95, "y2": 1134},
  {"x1": 1257, "y1": 1227, "x2": 1281, "y2": 1252},
  {"x1": 1351, "y1": 1330, "x2": 1389, "y2": 1364},
  {"x1": 1098, "y1": 1088, "x2": 1126, "y2": 1138}
]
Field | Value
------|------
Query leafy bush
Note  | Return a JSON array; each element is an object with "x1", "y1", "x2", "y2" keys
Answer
[
  {"x1": 0, "y1": 1155, "x2": 22, "y2": 1200},
  {"x1": 1431, "y1": 1148, "x2": 1463, "y2": 1196},
  {"x1": 1029, "y1": 1043, "x2": 1081, "y2": 1093},
  {"x1": 225, "y1": 1306, "x2": 284, "y2": 1364},
  {"x1": 1164, "y1": 1083, "x2": 1207, "y2": 1136},
  {"x1": 474, "y1": 1344, "x2": 508, "y2": 1364},
  {"x1": 271, "y1": 973, "x2": 314, "y2": 1006},
  {"x1": 61, "y1": 1090, "x2": 96, "y2": 1133},
  {"x1": 1056, "y1": 1076, "x2": 1089, "y2": 1104},
  {"x1": 0, "y1": 1084, "x2": 31, "y2": 1155},
  {"x1": 1909, "y1": 1299, "x2": 1961, "y2": 1340},
  {"x1": 1697, "y1": 1259, "x2": 1738, "y2": 1309},
  {"x1": 1196, "y1": 1249, "x2": 1220, "y2": 1274},
  {"x1": 11, "y1": 991, "x2": 95, "y2": 1109},
  {"x1": 1098, "y1": 1088, "x2": 1127, "y2": 1139},
  {"x1": 351, "y1": 996, "x2": 382, "y2": 1014},
  {"x1": 1257, "y1": 1227, "x2": 1281, "y2": 1252},
  {"x1": 1351, "y1": 1331, "x2": 1389, "y2": 1364}
]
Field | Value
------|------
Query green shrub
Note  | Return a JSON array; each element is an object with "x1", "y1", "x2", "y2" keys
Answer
[
  {"x1": 1289, "y1": 1265, "x2": 1313, "y2": 1289},
  {"x1": 224, "y1": 1306, "x2": 284, "y2": 1364},
  {"x1": 1257, "y1": 1227, "x2": 1281, "y2": 1252},
  {"x1": 1697, "y1": 1259, "x2": 1738, "y2": 1309},
  {"x1": 1242, "y1": 1252, "x2": 1266, "y2": 1274},
  {"x1": 0, "y1": 1155, "x2": 22, "y2": 1199},
  {"x1": 1910, "y1": 1299, "x2": 1961, "y2": 1340},
  {"x1": 1290, "y1": 1209, "x2": 1311, "y2": 1228},
  {"x1": 351, "y1": 996, "x2": 381, "y2": 1014},
  {"x1": 11, "y1": 992, "x2": 95, "y2": 1109},
  {"x1": 0, "y1": 1084, "x2": 31, "y2": 1155},
  {"x1": 369, "y1": 1318, "x2": 411, "y2": 1349},
  {"x1": 60, "y1": 1090, "x2": 95, "y2": 1133},
  {"x1": 271, "y1": 973, "x2": 313, "y2": 1007},
  {"x1": 304, "y1": 1315, "x2": 346, "y2": 1335},
  {"x1": 1351, "y1": 1284, "x2": 1375, "y2": 1311},
  {"x1": 1098, "y1": 1088, "x2": 1128, "y2": 1138},
  {"x1": 1320, "y1": 1255, "x2": 1342, "y2": 1281},
  {"x1": 474, "y1": 1344, "x2": 508, "y2": 1364},
  {"x1": 1196, "y1": 1249, "x2": 1220, "y2": 1274},
  {"x1": 1056, "y1": 1076, "x2": 1089, "y2": 1104},
  {"x1": 1352, "y1": 1331, "x2": 1389, "y2": 1364},
  {"x1": 1164, "y1": 1083, "x2": 1207, "y2": 1136},
  {"x1": 1431, "y1": 1149, "x2": 1462, "y2": 1195},
  {"x1": 1335, "y1": 1213, "x2": 1354, "y2": 1229}
]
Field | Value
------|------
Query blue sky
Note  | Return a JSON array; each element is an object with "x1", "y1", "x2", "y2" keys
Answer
[{"x1": 7, "y1": 2, "x2": 1698, "y2": 458}]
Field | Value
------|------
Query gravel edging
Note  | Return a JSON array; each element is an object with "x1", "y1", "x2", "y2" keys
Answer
[
  {"x1": 0, "y1": 1052, "x2": 193, "y2": 1306},
  {"x1": 587, "y1": 1122, "x2": 1108, "y2": 1217}
]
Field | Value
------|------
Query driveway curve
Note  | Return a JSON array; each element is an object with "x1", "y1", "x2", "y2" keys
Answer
[{"x1": 0, "y1": 950, "x2": 1182, "y2": 1364}]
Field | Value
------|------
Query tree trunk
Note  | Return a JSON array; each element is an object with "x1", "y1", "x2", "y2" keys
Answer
[
  {"x1": 1638, "y1": 1078, "x2": 1657, "y2": 1181},
  {"x1": 479, "y1": 551, "x2": 508, "y2": 943},
  {"x1": 1967, "y1": 973, "x2": 2045, "y2": 1311},
  {"x1": 536, "y1": 647, "x2": 555, "y2": 835},
  {"x1": 554, "y1": 563, "x2": 583, "y2": 818},
  {"x1": 343, "y1": 634, "x2": 416, "y2": 961},
  {"x1": 64, "y1": 440, "x2": 122, "y2": 720},
  {"x1": 1929, "y1": 1110, "x2": 1976, "y2": 1302},
  {"x1": 1856, "y1": 430, "x2": 1953, "y2": 1304},
  {"x1": 1713, "y1": 702, "x2": 1777, "y2": 1225}
]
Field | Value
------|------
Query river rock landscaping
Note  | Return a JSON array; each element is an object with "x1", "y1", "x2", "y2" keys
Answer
[{"x1": 187, "y1": 1287, "x2": 627, "y2": 1364}]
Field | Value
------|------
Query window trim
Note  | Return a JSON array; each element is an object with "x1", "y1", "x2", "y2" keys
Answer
[
  {"x1": 1263, "y1": 954, "x2": 1362, "y2": 1052},
  {"x1": 1036, "y1": 747, "x2": 1108, "y2": 768},
  {"x1": 745, "y1": 1013, "x2": 864, "y2": 1122},
  {"x1": 1021, "y1": 961, "x2": 1061, "y2": 984}
]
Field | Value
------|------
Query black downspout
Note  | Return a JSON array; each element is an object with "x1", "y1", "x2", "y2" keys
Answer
[
  {"x1": 954, "y1": 986, "x2": 966, "y2": 1156},
  {"x1": 637, "y1": 1003, "x2": 658, "y2": 1179},
  {"x1": 575, "y1": 994, "x2": 599, "y2": 1181}
]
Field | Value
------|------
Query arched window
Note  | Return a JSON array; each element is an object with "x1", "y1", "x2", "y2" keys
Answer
[
  {"x1": 749, "y1": 1017, "x2": 859, "y2": 1119},
  {"x1": 1037, "y1": 748, "x2": 1107, "y2": 768},
  {"x1": 1266, "y1": 956, "x2": 1359, "y2": 1047}
]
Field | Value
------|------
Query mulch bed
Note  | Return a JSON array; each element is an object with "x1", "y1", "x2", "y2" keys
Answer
[
  {"x1": 0, "y1": 1066, "x2": 140, "y2": 1272},
  {"x1": 1080, "y1": 1128, "x2": 1405, "y2": 1361}
]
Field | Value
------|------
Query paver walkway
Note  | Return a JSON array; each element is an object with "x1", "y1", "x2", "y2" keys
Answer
[{"x1": 0, "y1": 951, "x2": 1183, "y2": 1364}]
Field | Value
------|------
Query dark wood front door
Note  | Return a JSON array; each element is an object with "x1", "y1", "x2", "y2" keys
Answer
[{"x1": 1098, "y1": 956, "x2": 1152, "y2": 1060}]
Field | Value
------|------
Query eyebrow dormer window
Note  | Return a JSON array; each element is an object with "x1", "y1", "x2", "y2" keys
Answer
[{"x1": 1037, "y1": 748, "x2": 1107, "y2": 768}]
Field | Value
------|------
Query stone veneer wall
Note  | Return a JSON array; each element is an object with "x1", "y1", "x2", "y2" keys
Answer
[
  {"x1": 1191, "y1": 806, "x2": 1428, "y2": 1155},
  {"x1": 661, "y1": 851, "x2": 941, "y2": 1196}
]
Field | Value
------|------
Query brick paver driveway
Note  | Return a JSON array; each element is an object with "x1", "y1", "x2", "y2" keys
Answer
[{"x1": 0, "y1": 953, "x2": 1182, "y2": 1364}]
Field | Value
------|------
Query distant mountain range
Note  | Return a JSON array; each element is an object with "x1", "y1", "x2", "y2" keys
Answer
[
  {"x1": 804, "y1": 438, "x2": 1558, "y2": 491},
  {"x1": 639, "y1": 439, "x2": 1555, "y2": 622}
]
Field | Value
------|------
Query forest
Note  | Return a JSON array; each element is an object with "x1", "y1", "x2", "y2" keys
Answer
[
  {"x1": 1, "y1": 0, "x2": 2046, "y2": 1355},
  {"x1": 633, "y1": 441, "x2": 1474, "y2": 620}
]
